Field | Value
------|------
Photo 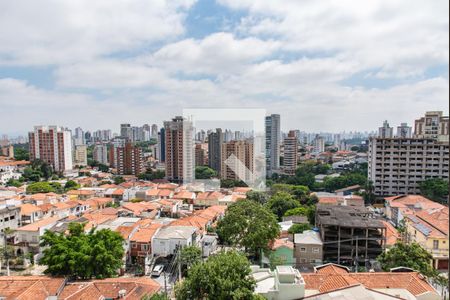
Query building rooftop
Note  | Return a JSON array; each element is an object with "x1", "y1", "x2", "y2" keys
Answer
[
  {"x1": 316, "y1": 205, "x2": 384, "y2": 228},
  {"x1": 294, "y1": 230, "x2": 323, "y2": 245}
]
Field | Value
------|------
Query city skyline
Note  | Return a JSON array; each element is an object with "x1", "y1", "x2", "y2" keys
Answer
[{"x1": 0, "y1": 0, "x2": 448, "y2": 135}]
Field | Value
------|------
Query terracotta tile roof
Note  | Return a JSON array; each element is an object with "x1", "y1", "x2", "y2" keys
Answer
[
  {"x1": 233, "y1": 187, "x2": 252, "y2": 193},
  {"x1": 385, "y1": 195, "x2": 443, "y2": 210},
  {"x1": 130, "y1": 224, "x2": 162, "y2": 243},
  {"x1": 0, "y1": 276, "x2": 65, "y2": 300},
  {"x1": 146, "y1": 189, "x2": 160, "y2": 196},
  {"x1": 315, "y1": 264, "x2": 350, "y2": 275},
  {"x1": 111, "y1": 188, "x2": 125, "y2": 196},
  {"x1": 16, "y1": 216, "x2": 62, "y2": 232},
  {"x1": 122, "y1": 202, "x2": 160, "y2": 215},
  {"x1": 174, "y1": 191, "x2": 195, "y2": 199},
  {"x1": 196, "y1": 191, "x2": 225, "y2": 200},
  {"x1": 37, "y1": 203, "x2": 54, "y2": 213},
  {"x1": 99, "y1": 207, "x2": 118, "y2": 215},
  {"x1": 59, "y1": 277, "x2": 160, "y2": 300},
  {"x1": 115, "y1": 225, "x2": 135, "y2": 239},
  {"x1": 158, "y1": 189, "x2": 173, "y2": 197},
  {"x1": 20, "y1": 203, "x2": 42, "y2": 215},
  {"x1": 382, "y1": 221, "x2": 400, "y2": 246},
  {"x1": 99, "y1": 184, "x2": 119, "y2": 189},
  {"x1": 67, "y1": 189, "x2": 96, "y2": 195},
  {"x1": 407, "y1": 207, "x2": 449, "y2": 238},
  {"x1": 157, "y1": 183, "x2": 178, "y2": 190},
  {"x1": 82, "y1": 213, "x2": 116, "y2": 230},
  {"x1": 52, "y1": 202, "x2": 72, "y2": 211},
  {"x1": 302, "y1": 269, "x2": 437, "y2": 297},
  {"x1": 270, "y1": 238, "x2": 294, "y2": 250}
]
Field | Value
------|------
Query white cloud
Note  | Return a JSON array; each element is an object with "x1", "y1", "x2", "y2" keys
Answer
[
  {"x1": 0, "y1": 0, "x2": 196, "y2": 65},
  {"x1": 219, "y1": 0, "x2": 449, "y2": 78}
]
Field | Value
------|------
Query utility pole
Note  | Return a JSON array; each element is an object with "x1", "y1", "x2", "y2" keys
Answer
[
  {"x1": 355, "y1": 236, "x2": 359, "y2": 273},
  {"x1": 163, "y1": 271, "x2": 167, "y2": 294}
]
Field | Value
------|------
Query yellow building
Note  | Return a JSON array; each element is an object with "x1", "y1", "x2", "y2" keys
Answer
[{"x1": 405, "y1": 207, "x2": 449, "y2": 270}]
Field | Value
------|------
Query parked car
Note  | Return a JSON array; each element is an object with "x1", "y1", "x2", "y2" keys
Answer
[{"x1": 151, "y1": 264, "x2": 164, "y2": 277}]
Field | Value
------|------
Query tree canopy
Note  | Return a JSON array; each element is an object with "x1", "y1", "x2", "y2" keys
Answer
[
  {"x1": 377, "y1": 242, "x2": 437, "y2": 278},
  {"x1": 64, "y1": 180, "x2": 80, "y2": 191},
  {"x1": 26, "y1": 181, "x2": 63, "y2": 194},
  {"x1": 419, "y1": 178, "x2": 449, "y2": 204},
  {"x1": 266, "y1": 192, "x2": 300, "y2": 220},
  {"x1": 40, "y1": 223, "x2": 124, "y2": 279},
  {"x1": 175, "y1": 250, "x2": 257, "y2": 300},
  {"x1": 179, "y1": 245, "x2": 202, "y2": 270},
  {"x1": 216, "y1": 200, "x2": 279, "y2": 257},
  {"x1": 195, "y1": 166, "x2": 217, "y2": 179},
  {"x1": 138, "y1": 169, "x2": 165, "y2": 181},
  {"x1": 288, "y1": 223, "x2": 312, "y2": 234},
  {"x1": 246, "y1": 190, "x2": 269, "y2": 205}
]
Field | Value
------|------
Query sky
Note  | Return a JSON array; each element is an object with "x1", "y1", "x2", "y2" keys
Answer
[{"x1": 0, "y1": 0, "x2": 448, "y2": 136}]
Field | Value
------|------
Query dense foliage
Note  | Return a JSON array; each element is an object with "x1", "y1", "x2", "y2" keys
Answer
[
  {"x1": 26, "y1": 181, "x2": 63, "y2": 194},
  {"x1": 266, "y1": 192, "x2": 300, "y2": 220},
  {"x1": 195, "y1": 166, "x2": 217, "y2": 179},
  {"x1": 287, "y1": 223, "x2": 312, "y2": 234},
  {"x1": 13, "y1": 147, "x2": 30, "y2": 161},
  {"x1": 246, "y1": 190, "x2": 269, "y2": 205},
  {"x1": 40, "y1": 223, "x2": 124, "y2": 279},
  {"x1": 216, "y1": 200, "x2": 280, "y2": 257},
  {"x1": 220, "y1": 179, "x2": 248, "y2": 188},
  {"x1": 64, "y1": 180, "x2": 80, "y2": 191},
  {"x1": 175, "y1": 250, "x2": 258, "y2": 300},
  {"x1": 138, "y1": 169, "x2": 165, "y2": 181},
  {"x1": 377, "y1": 242, "x2": 437, "y2": 278},
  {"x1": 179, "y1": 245, "x2": 202, "y2": 270},
  {"x1": 419, "y1": 178, "x2": 449, "y2": 204}
]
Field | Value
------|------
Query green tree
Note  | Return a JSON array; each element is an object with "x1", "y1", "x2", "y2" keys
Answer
[
  {"x1": 64, "y1": 180, "x2": 80, "y2": 191},
  {"x1": 246, "y1": 190, "x2": 269, "y2": 205},
  {"x1": 40, "y1": 223, "x2": 124, "y2": 279},
  {"x1": 138, "y1": 169, "x2": 165, "y2": 181},
  {"x1": 216, "y1": 200, "x2": 280, "y2": 257},
  {"x1": 26, "y1": 182, "x2": 56, "y2": 194},
  {"x1": 322, "y1": 173, "x2": 366, "y2": 192},
  {"x1": 266, "y1": 192, "x2": 300, "y2": 220},
  {"x1": 220, "y1": 179, "x2": 248, "y2": 188},
  {"x1": 419, "y1": 178, "x2": 449, "y2": 204},
  {"x1": 179, "y1": 245, "x2": 202, "y2": 270},
  {"x1": 113, "y1": 176, "x2": 125, "y2": 185},
  {"x1": 195, "y1": 166, "x2": 217, "y2": 179},
  {"x1": 288, "y1": 223, "x2": 312, "y2": 234},
  {"x1": 49, "y1": 182, "x2": 64, "y2": 194},
  {"x1": 6, "y1": 179, "x2": 23, "y2": 187},
  {"x1": 14, "y1": 147, "x2": 30, "y2": 161},
  {"x1": 175, "y1": 250, "x2": 257, "y2": 300},
  {"x1": 377, "y1": 242, "x2": 437, "y2": 278},
  {"x1": 141, "y1": 293, "x2": 169, "y2": 300}
]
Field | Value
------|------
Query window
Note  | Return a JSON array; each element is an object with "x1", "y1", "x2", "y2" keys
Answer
[
  {"x1": 300, "y1": 247, "x2": 307, "y2": 252},
  {"x1": 132, "y1": 243, "x2": 137, "y2": 248},
  {"x1": 312, "y1": 247, "x2": 320, "y2": 253},
  {"x1": 433, "y1": 240, "x2": 439, "y2": 249},
  {"x1": 141, "y1": 244, "x2": 149, "y2": 251},
  {"x1": 300, "y1": 258, "x2": 307, "y2": 263}
]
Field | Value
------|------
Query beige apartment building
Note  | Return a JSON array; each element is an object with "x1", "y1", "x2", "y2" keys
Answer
[
  {"x1": 283, "y1": 130, "x2": 298, "y2": 175},
  {"x1": 220, "y1": 140, "x2": 254, "y2": 182},
  {"x1": 368, "y1": 111, "x2": 449, "y2": 196}
]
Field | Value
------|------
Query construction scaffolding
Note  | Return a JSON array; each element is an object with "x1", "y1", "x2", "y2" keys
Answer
[{"x1": 316, "y1": 205, "x2": 386, "y2": 267}]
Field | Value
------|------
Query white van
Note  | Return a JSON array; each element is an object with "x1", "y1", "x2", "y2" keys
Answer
[{"x1": 151, "y1": 264, "x2": 164, "y2": 277}]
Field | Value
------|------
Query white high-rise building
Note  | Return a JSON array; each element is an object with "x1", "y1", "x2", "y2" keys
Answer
[
  {"x1": 396, "y1": 123, "x2": 412, "y2": 138},
  {"x1": 74, "y1": 127, "x2": 85, "y2": 146},
  {"x1": 313, "y1": 135, "x2": 325, "y2": 154},
  {"x1": 28, "y1": 126, "x2": 73, "y2": 171},
  {"x1": 378, "y1": 120, "x2": 393, "y2": 138},
  {"x1": 93, "y1": 143, "x2": 109, "y2": 165},
  {"x1": 265, "y1": 114, "x2": 281, "y2": 175}
]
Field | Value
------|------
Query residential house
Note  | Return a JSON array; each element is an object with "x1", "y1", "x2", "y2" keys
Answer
[
  {"x1": 262, "y1": 238, "x2": 295, "y2": 267},
  {"x1": 0, "y1": 206, "x2": 20, "y2": 236},
  {"x1": 384, "y1": 195, "x2": 443, "y2": 226},
  {"x1": 194, "y1": 191, "x2": 225, "y2": 207},
  {"x1": 66, "y1": 189, "x2": 96, "y2": 200},
  {"x1": 13, "y1": 215, "x2": 62, "y2": 256},
  {"x1": 129, "y1": 223, "x2": 163, "y2": 267},
  {"x1": 294, "y1": 230, "x2": 323, "y2": 266},
  {"x1": 19, "y1": 203, "x2": 43, "y2": 224},
  {"x1": 151, "y1": 226, "x2": 198, "y2": 257},
  {"x1": 405, "y1": 207, "x2": 449, "y2": 270}
]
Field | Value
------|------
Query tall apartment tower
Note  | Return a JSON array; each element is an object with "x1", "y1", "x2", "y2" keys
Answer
[
  {"x1": 164, "y1": 116, "x2": 193, "y2": 183},
  {"x1": 116, "y1": 142, "x2": 145, "y2": 176},
  {"x1": 283, "y1": 131, "x2": 298, "y2": 175},
  {"x1": 156, "y1": 128, "x2": 166, "y2": 163},
  {"x1": 120, "y1": 124, "x2": 132, "y2": 140},
  {"x1": 151, "y1": 124, "x2": 158, "y2": 139},
  {"x1": 73, "y1": 127, "x2": 85, "y2": 146},
  {"x1": 378, "y1": 120, "x2": 394, "y2": 138},
  {"x1": 208, "y1": 128, "x2": 223, "y2": 174},
  {"x1": 221, "y1": 140, "x2": 254, "y2": 182},
  {"x1": 93, "y1": 143, "x2": 109, "y2": 165},
  {"x1": 195, "y1": 144, "x2": 207, "y2": 167},
  {"x1": 396, "y1": 123, "x2": 412, "y2": 138},
  {"x1": 313, "y1": 135, "x2": 325, "y2": 154},
  {"x1": 414, "y1": 111, "x2": 449, "y2": 142},
  {"x1": 265, "y1": 114, "x2": 281, "y2": 175},
  {"x1": 28, "y1": 126, "x2": 73, "y2": 172},
  {"x1": 73, "y1": 145, "x2": 88, "y2": 166},
  {"x1": 368, "y1": 112, "x2": 449, "y2": 196}
]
